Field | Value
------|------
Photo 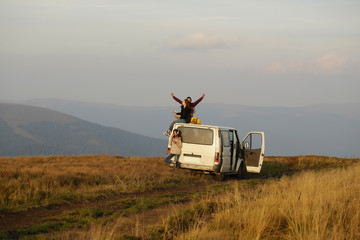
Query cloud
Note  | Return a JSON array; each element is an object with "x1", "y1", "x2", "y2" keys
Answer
[
  {"x1": 267, "y1": 53, "x2": 353, "y2": 74},
  {"x1": 313, "y1": 53, "x2": 349, "y2": 71},
  {"x1": 166, "y1": 33, "x2": 229, "y2": 50}
]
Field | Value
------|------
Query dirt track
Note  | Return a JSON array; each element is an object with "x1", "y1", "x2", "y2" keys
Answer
[{"x1": 0, "y1": 181, "x2": 215, "y2": 236}]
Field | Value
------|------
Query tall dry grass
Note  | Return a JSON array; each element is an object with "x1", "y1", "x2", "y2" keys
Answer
[
  {"x1": 3, "y1": 155, "x2": 358, "y2": 239},
  {"x1": 0, "y1": 155, "x2": 204, "y2": 211},
  {"x1": 161, "y1": 164, "x2": 360, "y2": 240}
]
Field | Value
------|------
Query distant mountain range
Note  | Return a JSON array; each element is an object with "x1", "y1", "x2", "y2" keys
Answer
[
  {"x1": 0, "y1": 103, "x2": 167, "y2": 157},
  {"x1": 9, "y1": 98, "x2": 360, "y2": 157}
]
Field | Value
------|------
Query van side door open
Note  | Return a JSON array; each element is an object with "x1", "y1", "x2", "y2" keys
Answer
[
  {"x1": 220, "y1": 130, "x2": 232, "y2": 172},
  {"x1": 242, "y1": 132, "x2": 265, "y2": 173}
]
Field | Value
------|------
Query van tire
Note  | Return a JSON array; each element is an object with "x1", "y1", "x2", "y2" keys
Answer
[
  {"x1": 216, "y1": 173, "x2": 226, "y2": 181},
  {"x1": 237, "y1": 162, "x2": 247, "y2": 179}
]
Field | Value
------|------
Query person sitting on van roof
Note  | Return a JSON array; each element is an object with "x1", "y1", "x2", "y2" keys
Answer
[
  {"x1": 164, "y1": 99, "x2": 193, "y2": 136},
  {"x1": 164, "y1": 129, "x2": 182, "y2": 167},
  {"x1": 171, "y1": 93, "x2": 205, "y2": 108}
]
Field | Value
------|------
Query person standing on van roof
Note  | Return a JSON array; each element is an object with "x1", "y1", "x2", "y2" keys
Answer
[
  {"x1": 164, "y1": 100, "x2": 193, "y2": 136},
  {"x1": 164, "y1": 129, "x2": 182, "y2": 168},
  {"x1": 171, "y1": 93, "x2": 205, "y2": 108}
]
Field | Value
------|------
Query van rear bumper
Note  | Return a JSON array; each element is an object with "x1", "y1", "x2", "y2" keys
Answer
[{"x1": 179, "y1": 163, "x2": 216, "y2": 172}]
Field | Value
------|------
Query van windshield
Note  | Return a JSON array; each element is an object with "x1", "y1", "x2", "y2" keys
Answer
[{"x1": 177, "y1": 126, "x2": 213, "y2": 145}]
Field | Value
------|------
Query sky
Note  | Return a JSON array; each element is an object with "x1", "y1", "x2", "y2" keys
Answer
[{"x1": 1, "y1": 0, "x2": 359, "y2": 107}]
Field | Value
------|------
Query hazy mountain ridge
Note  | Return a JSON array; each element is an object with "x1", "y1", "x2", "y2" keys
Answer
[
  {"x1": 14, "y1": 98, "x2": 360, "y2": 157},
  {"x1": 0, "y1": 103, "x2": 167, "y2": 157}
]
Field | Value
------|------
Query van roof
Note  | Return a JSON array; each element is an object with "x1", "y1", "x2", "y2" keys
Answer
[{"x1": 173, "y1": 123, "x2": 236, "y2": 131}]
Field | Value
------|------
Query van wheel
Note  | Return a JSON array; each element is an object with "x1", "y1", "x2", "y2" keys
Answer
[{"x1": 237, "y1": 163, "x2": 247, "y2": 179}]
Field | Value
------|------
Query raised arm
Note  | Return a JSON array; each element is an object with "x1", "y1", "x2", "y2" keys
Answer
[
  {"x1": 192, "y1": 93, "x2": 205, "y2": 107},
  {"x1": 171, "y1": 92, "x2": 182, "y2": 105}
]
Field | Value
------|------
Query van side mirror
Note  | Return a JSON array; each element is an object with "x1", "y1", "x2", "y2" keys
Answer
[{"x1": 244, "y1": 142, "x2": 250, "y2": 150}]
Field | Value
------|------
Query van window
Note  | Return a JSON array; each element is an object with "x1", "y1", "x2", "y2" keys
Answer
[
  {"x1": 221, "y1": 130, "x2": 230, "y2": 147},
  {"x1": 243, "y1": 133, "x2": 262, "y2": 149},
  {"x1": 178, "y1": 127, "x2": 213, "y2": 145},
  {"x1": 229, "y1": 131, "x2": 234, "y2": 144}
]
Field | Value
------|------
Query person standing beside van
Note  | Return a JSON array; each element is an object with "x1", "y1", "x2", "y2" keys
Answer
[
  {"x1": 164, "y1": 100, "x2": 193, "y2": 136},
  {"x1": 164, "y1": 129, "x2": 182, "y2": 167},
  {"x1": 171, "y1": 93, "x2": 205, "y2": 108}
]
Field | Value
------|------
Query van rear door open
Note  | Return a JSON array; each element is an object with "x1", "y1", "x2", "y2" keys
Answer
[{"x1": 242, "y1": 132, "x2": 265, "y2": 173}]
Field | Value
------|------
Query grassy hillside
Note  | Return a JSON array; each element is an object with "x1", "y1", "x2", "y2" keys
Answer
[
  {"x1": 0, "y1": 155, "x2": 359, "y2": 239},
  {"x1": 0, "y1": 103, "x2": 167, "y2": 156}
]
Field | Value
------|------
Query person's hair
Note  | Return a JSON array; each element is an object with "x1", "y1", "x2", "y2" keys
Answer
[
  {"x1": 173, "y1": 129, "x2": 182, "y2": 141},
  {"x1": 184, "y1": 99, "x2": 195, "y2": 115},
  {"x1": 186, "y1": 96, "x2": 192, "y2": 102}
]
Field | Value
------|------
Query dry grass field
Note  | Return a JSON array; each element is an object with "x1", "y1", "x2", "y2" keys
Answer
[
  {"x1": 164, "y1": 164, "x2": 360, "y2": 240},
  {"x1": 0, "y1": 155, "x2": 206, "y2": 212},
  {"x1": 0, "y1": 155, "x2": 359, "y2": 239}
]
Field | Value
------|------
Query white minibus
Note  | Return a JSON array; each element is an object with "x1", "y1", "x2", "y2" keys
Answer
[{"x1": 167, "y1": 123, "x2": 265, "y2": 180}]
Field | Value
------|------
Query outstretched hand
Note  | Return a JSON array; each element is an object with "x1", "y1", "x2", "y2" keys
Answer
[
  {"x1": 202, "y1": 93, "x2": 205, "y2": 98},
  {"x1": 171, "y1": 93, "x2": 174, "y2": 97}
]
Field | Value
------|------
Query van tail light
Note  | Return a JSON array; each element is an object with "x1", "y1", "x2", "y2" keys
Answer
[
  {"x1": 167, "y1": 148, "x2": 171, "y2": 154},
  {"x1": 215, "y1": 152, "x2": 219, "y2": 164}
]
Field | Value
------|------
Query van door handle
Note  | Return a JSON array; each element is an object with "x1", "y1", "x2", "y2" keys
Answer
[{"x1": 184, "y1": 153, "x2": 201, "y2": 158}]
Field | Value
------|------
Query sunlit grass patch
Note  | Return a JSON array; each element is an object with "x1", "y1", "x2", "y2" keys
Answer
[
  {"x1": 160, "y1": 163, "x2": 360, "y2": 240},
  {"x1": 150, "y1": 199, "x2": 221, "y2": 239}
]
